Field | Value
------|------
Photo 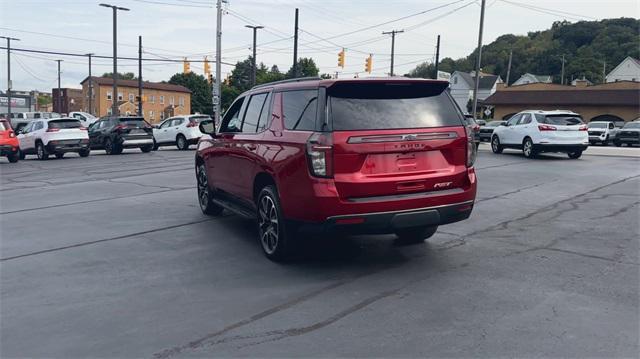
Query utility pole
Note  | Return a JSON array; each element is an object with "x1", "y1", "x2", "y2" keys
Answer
[
  {"x1": 434, "y1": 34, "x2": 440, "y2": 79},
  {"x1": 382, "y1": 30, "x2": 403, "y2": 76},
  {"x1": 100, "y1": 3, "x2": 130, "y2": 116},
  {"x1": 560, "y1": 54, "x2": 565, "y2": 85},
  {"x1": 505, "y1": 50, "x2": 513, "y2": 86},
  {"x1": 292, "y1": 8, "x2": 299, "y2": 77},
  {"x1": 471, "y1": 0, "x2": 486, "y2": 120},
  {"x1": 602, "y1": 60, "x2": 606, "y2": 83},
  {"x1": 1, "y1": 36, "x2": 20, "y2": 119},
  {"x1": 214, "y1": 0, "x2": 222, "y2": 124},
  {"x1": 55, "y1": 60, "x2": 63, "y2": 113},
  {"x1": 85, "y1": 53, "x2": 94, "y2": 115},
  {"x1": 245, "y1": 25, "x2": 264, "y2": 86},
  {"x1": 138, "y1": 35, "x2": 143, "y2": 116}
]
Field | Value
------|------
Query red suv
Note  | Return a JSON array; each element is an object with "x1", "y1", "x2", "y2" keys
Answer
[
  {"x1": 195, "y1": 78, "x2": 477, "y2": 260},
  {"x1": 0, "y1": 119, "x2": 20, "y2": 163}
]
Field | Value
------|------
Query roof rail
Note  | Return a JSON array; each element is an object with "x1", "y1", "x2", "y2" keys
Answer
[{"x1": 251, "y1": 77, "x2": 322, "y2": 90}]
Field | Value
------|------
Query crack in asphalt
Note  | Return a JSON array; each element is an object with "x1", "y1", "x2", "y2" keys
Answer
[
  {"x1": 590, "y1": 200, "x2": 640, "y2": 220},
  {"x1": 476, "y1": 181, "x2": 552, "y2": 203},
  {"x1": 105, "y1": 178, "x2": 185, "y2": 191},
  {"x1": 0, "y1": 217, "x2": 216, "y2": 262}
]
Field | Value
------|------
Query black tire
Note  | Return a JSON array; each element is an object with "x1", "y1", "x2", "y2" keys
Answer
[
  {"x1": 491, "y1": 135, "x2": 503, "y2": 154},
  {"x1": 176, "y1": 134, "x2": 188, "y2": 150},
  {"x1": 7, "y1": 153, "x2": 19, "y2": 163},
  {"x1": 79, "y1": 149, "x2": 90, "y2": 157},
  {"x1": 196, "y1": 162, "x2": 224, "y2": 216},
  {"x1": 257, "y1": 185, "x2": 296, "y2": 261},
  {"x1": 602, "y1": 136, "x2": 609, "y2": 146},
  {"x1": 36, "y1": 142, "x2": 49, "y2": 160},
  {"x1": 152, "y1": 138, "x2": 159, "y2": 151},
  {"x1": 104, "y1": 138, "x2": 115, "y2": 155},
  {"x1": 395, "y1": 226, "x2": 438, "y2": 245},
  {"x1": 614, "y1": 140, "x2": 621, "y2": 147},
  {"x1": 140, "y1": 145, "x2": 153, "y2": 153},
  {"x1": 568, "y1": 151, "x2": 583, "y2": 159},
  {"x1": 522, "y1": 137, "x2": 536, "y2": 158},
  {"x1": 18, "y1": 150, "x2": 25, "y2": 160},
  {"x1": 55, "y1": 153, "x2": 64, "y2": 159}
]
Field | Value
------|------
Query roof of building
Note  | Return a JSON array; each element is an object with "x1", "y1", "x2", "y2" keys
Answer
[
  {"x1": 454, "y1": 71, "x2": 501, "y2": 89},
  {"x1": 606, "y1": 56, "x2": 640, "y2": 78},
  {"x1": 81, "y1": 76, "x2": 191, "y2": 93},
  {"x1": 518, "y1": 73, "x2": 552, "y2": 83},
  {"x1": 483, "y1": 88, "x2": 640, "y2": 107}
]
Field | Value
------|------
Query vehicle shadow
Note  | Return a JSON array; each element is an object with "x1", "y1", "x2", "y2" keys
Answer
[{"x1": 499, "y1": 151, "x2": 573, "y2": 160}]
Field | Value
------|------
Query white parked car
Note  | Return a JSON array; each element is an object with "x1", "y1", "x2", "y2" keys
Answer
[
  {"x1": 152, "y1": 114, "x2": 211, "y2": 150},
  {"x1": 587, "y1": 121, "x2": 620, "y2": 145},
  {"x1": 491, "y1": 110, "x2": 589, "y2": 159},
  {"x1": 17, "y1": 117, "x2": 90, "y2": 160},
  {"x1": 69, "y1": 111, "x2": 98, "y2": 127}
]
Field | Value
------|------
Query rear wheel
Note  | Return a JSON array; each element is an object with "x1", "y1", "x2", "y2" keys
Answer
[
  {"x1": 196, "y1": 163, "x2": 224, "y2": 216},
  {"x1": 614, "y1": 140, "x2": 621, "y2": 147},
  {"x1": 257, "y1": 185, "x2": 295, "y2": 261},
  {"x1": 140, "y1": 145, "x2": 153, "y2": 153},
  {"x1": 79, "y1": 149, "x2": 90, "y2": 157},
  {"x1": 104, "y1": 138, "x2": 115, "y2": 155},
  {"x1": 7, "y1": 153, "x2": 19, "y2": 163},
  {"x1": 176, "y1": 135, "x2": 188, "y2": 150},
  {"x1": 567, "y1": 151, "x2": 582, "y2": 159},
  {"x1": 491, "y1": 135, "x2": 503, "y2": 154},
  {"x1": 522, "y1": 138, "x2": 536, "y2": 158},
  {"x1": 36, "y1": 142, "x2": 49, "y2": 160},
  {"x1": 395, "y1": 226, "x2": 438, "y2": 245},
  {"x1": 55, "y1": 153, "x2": 64, "y2": 159}
]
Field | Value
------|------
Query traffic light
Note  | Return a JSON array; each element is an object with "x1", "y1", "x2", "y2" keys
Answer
[
  {"x1": 365, "y1": 54, "x2": 372, "y2": 74},
  {"x1": 338, "y1": 49, "x2": 345, "y2": 68},
  {"x1": 204, "y1": 56, "x2": 210, "y2": 75},
  {"x1": 208, "y1": 73, "x2": 214, "y2": 84},
  {"x1": 183, "y1": 57, "x2": 191, "y2": 74}
]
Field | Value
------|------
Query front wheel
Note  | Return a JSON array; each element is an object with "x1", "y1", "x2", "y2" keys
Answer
[
  {"x1": 567, "y1": 151, "x2": 583, "y2": 159},
  {"x1": 522, "y1": 138, "x2": 536, "y2": 158},
  {"x1": 140, "y1": 145, "x2": 153, "y2": 153},
  {"x1": 36, "y1": 142, "x2": 49, "y2": 160},
  {"x1": 257, "y1": 185, "x2": 296, "y2": 261},
  {"x1": 196, "y1": 163, "x2": 224, "y2": 216},
  {"x1": 18, "y1": 150, "x2": 25, "y2": 160},
  {"x1": 395, "y1": 226, "x2": 438, "y2": 245},
  {"x1": 614, "y1": 140, "x2": 621, "y2": 147},
  {"x1": 55, "y1": 153, "x2": 64, "y2": 159},
  {"x1": 491, "y1": 136, "x2": 503, "y2": 154},
  {"x1": 176, "y1": 135, "x2": 188, "y2": 150},
  {"x1": 79, "y1": 148, "x2": 90, "y2": 157}
]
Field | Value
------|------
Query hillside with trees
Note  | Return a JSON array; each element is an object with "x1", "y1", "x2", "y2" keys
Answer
[{"x1": 407, "y1": 18, "x2": 640, "y2": 84}]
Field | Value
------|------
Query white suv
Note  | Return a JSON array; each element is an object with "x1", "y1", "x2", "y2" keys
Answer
[
  {"x1": 491, "y1": 110, "x2": 588, "y2": 159},
  {"x1": 17, "y1": 118, "x2": 90, "y2": 160},
  {"x1": 152, "y1": 114, "x2": 210, "y2": 150}
]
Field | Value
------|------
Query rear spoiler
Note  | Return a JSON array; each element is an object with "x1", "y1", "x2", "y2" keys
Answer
[{"x1": 327, "y1": 80, "x2": 449, "y2": 99}]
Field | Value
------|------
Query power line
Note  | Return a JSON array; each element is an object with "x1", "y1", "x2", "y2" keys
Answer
[
  {"x1": 129, "y1": 0, "x2": 213, "y2": 8},
  {"x1": 498, "y1": 0, "x2": 596, "y2": 21}
]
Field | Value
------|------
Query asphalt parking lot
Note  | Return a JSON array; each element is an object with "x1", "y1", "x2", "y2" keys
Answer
[{"x1": 1, "y1": 147, "x2": 638, "y2": 358}]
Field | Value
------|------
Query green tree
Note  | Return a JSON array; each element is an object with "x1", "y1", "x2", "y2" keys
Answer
[
  {"x1": 168, "y1": 72, "x2": 212, "y2": 115},
  {"x1": 101, "y1": 72, "x2": 137, "y2": 80},
  {"x1": 286, "y1": 58, "x2": 319, "y2": 78}
]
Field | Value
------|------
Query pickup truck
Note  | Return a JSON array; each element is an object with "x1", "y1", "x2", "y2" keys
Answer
[{"x1": 587, "y1": 121, "x2": 619, "y2": 145}]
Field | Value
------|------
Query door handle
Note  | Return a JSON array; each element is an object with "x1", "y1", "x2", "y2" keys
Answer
[{"x1": 247, "y1": 144, "x2": 257, "y2": 151}]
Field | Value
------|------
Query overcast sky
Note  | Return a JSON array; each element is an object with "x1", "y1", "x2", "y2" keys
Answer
[{"x1": 0, "y1": 0, "x2": 638, "y2": 92}]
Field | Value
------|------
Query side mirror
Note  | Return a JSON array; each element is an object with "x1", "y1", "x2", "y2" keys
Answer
[{"x1": 199, "y1": 120, "x2": 216, "y2": 136}]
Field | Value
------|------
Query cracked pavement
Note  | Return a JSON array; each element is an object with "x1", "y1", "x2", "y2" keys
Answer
[{"x1": 1, "y1": 148, "x2": 638, "y2": 358}]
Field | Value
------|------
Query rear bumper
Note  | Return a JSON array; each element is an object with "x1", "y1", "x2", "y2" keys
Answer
[
  {"x1": 120, "y1": 137, "x2": 154, "y2": 148},
  {"x1": 533, "y1": 143, "x2": 588, "y2": 153},
  {"x1": 479, "y1": 132, "x2": 493, "y2": 140},
  {"x1": 46, "y1": 141, "x2": 89, "y2": 153},
  {"x1": 0, "y1": 144, "x2": 19, "y2": 156}
]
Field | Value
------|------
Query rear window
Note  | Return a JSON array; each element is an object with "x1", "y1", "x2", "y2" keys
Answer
[
  {"x1": 119, "y1": 118, "x2": 147, "y2": 127},
  {"x1": 588, "y1": 122, "x2": 607, "y2": 128},
  {"x1": 538, "y1": 114, "x2": 583, "y2": 126},
  {"x1": 48, "y1": 119, "x2": 82, "y2": 129},
  {"x1": 189, "y1": 115, "x2": 211, "y2": 123},
  {"x1": 328, "y1": 82, "x2": 463, "y2": 131}
]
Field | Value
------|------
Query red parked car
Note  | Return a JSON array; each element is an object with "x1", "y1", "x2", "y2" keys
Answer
[
  {"x1": 195, "y1": 77, "x2": 477, "y2": 261},
  {"x1": 0, "y1": 119, "x2": 20, "y2": 163}
]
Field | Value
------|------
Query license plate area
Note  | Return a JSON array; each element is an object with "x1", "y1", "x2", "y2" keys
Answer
[{"x1": 360, "y1": 151, "x2": 447, "y2": 175}]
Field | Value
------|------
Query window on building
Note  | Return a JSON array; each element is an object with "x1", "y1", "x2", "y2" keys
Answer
[
  {"x1": 150, "y1": 95, "x2": 155, "y2": 104},
  {"x1": 170, "y1": 96, "x2": 175, "y2": 105},
  {"x1": 149, "y1": 110, "x2": 155, "y2": 119},
  {"x1": 179, "y1": 96, "x2": 184, "y2": 106},
  {"x1": 107, "y1": 108, "x2": 113, "y2": 115},
  {"x1": 118, "y1": 92, "x2": 123, "y2": 101},
  {"x1": 160, "y1": 95, "x2": 164, "y2": 104},
  {"x1": 160, "y1": 112, "x2": 165, "y2": 120},
  {"x1": 129, "y1": 93, "x2": 134, "y2": 102},
  {"x1": 107, "y1": 91, "x2": 112, "y2": 101}
]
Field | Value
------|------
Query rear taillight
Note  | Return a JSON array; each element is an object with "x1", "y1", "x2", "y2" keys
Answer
[
  {"x1": 46, "y1": 128, "x2": 60, "y2": 132},
  {"x1": 538, "y1": 124, "x2": 557, "y2": 131},
  {"x1": 578, "y1": 125, "x2": 588, "y2": 131},
  {"x1": 114, "y1": 124, "x2": 128, "y2": 131},
  {"x1": 79, "y1": 126, "x2": 88, "y2": 131},
  {"x1": 306, "y1": 132, "x2": 333, "y2": 178},
  {"x1": 465, "y1": 126, "x2": 476, "y2": 167},
  {"x1": 9, "y1": 131, "x2": 15, "y2": 138},
  {"x1": 473, "y1": 124, "x2": 480, "y2": 132},
  {"x1": 186, "y1": 121, "x2": 197, "y2": 128}
]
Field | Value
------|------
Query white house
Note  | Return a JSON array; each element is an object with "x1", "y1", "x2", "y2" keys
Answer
[
  {"x1": 449, "y1": 71, "x2": 502, "y2": 112},
  {"x1": 605, "y1": 56, "x2": 640, "y2": 83},
  {"x1": 512, "y1": 73, "x2": 552, "y2": 86}
]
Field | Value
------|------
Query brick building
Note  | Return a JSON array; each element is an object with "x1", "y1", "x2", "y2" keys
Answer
[
  {"x1": 80, "y1": 77, "x2": 191, "y2": 123},
  {"x1": 52, "y1": 88, "x2": 84, "y2": 114},
  {"x1": 482, "y1": 80, "x2": 640, "y2": 123}
]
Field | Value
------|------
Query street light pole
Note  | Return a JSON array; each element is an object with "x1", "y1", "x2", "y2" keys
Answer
[
  {"x1": 471, "y1": 0, "x2": 486, "y2": 120},
  {"x1": 55, "y1": 60, "x2": 63, "y2": 113},
  {"x1": 1, "y1": 36, "x2": 20, "y2": 119},
  {"x1": 85, "y1": 53, "x2": 94, "y2": 115},
  {"x1": 245, "y1": 25, "x2": 264, "y2": 86},
  {"x1": 214, "y1": 0, "x2": 222, "y2": 124},
  {"x1": 100, "y1": 3, "x2": 129, "y2": 116}
]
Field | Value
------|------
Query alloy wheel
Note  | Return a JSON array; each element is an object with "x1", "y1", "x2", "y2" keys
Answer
[
  {"x1": 523, "y1": 140, "x2": 533, "y2": 157},
  {"x1": 258, "y1": 195, "x2": 279, "y2": 255},
  {"x1": 196, "y1": 164, "x2": 209, "y2": 210}
]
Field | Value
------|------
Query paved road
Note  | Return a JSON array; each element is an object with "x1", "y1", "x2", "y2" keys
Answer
[{"x1": 1, "y1": 149, "x2": 638, "y2": 358}]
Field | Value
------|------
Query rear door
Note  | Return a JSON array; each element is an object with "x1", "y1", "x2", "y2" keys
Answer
[
  {"x1": 535, "y1": 114, "x2": 586, "y2": 144},
  {"x1": 327, "y1": 81, "x2": 468, "y2": 201},
  {"x1": 513, "y1": 113, "x2": 533, "y2": 144},
  {"x1": 207, "y1": 96, "x2": 246, "y2": 192},
  {"x1": 500, "y1": 114, "x2": 521, "y2": 144}
]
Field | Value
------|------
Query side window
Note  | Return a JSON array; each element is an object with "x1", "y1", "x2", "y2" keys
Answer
[
  {"x1": 534, "y1": 114, "x2": 545, "y2": 123},
  {"x1": 160, "y1": 119, "x2": 171, "y2": 129},
  {"x1": 172, "y1": 118, "x2": 184, "y2": 127},
  {"x1": 257, "y1": 92, "x2": 273, "y2": 132},
  {"x1": 242, "y1": 93, "x2": 268, "y2": 134},
  {"x1": 281, "y1": 90, "x2": 318, "y2": 131},
  {"x1": 507, "y1": 114, "x2": 520, "y2": 126},
  {"x1": 609, "y1": 123, "x2": 614, "y2": 129},
  {"x1": 517, "y1": 114, "x2": 532, "y2": 125},
  {"x1": 34, "y1": 121, "x2": 44, "y2": 131},
  {"x1": 22, "y1": 122, "x2": 34, "y2": 133},
  {"x1": 220, "y1": 97, "x2": 245, "y2": 133}
]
